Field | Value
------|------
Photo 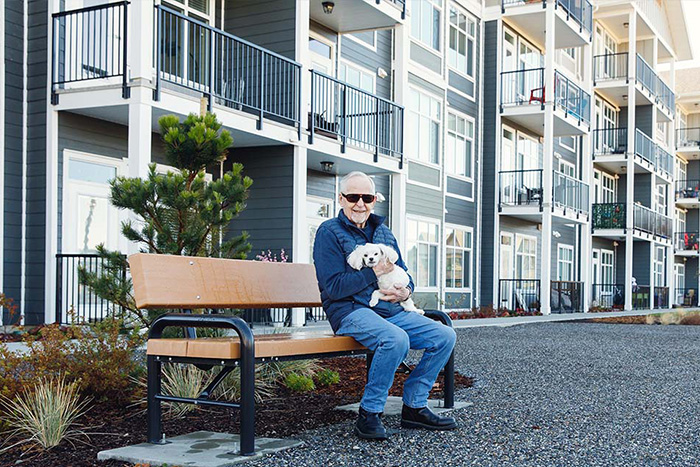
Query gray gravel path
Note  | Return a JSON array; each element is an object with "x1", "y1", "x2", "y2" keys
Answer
[{"x1": 242, "y1": 322, "x2": 700, "y2": 467}]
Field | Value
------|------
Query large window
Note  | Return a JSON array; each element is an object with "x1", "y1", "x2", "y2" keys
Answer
[
  {"x1": 339, "y1": 62, "x2": 375, "y2": 93},
  {"x1": 557, "y1": 244, "x2": 574, "y2": 281},
  {"x1": 308, "y1": 196, "x2": 334, "y2": 263},
  {"x1": 446, "y1": 112, "x2": 474, "y2": 178},
  {"x1": 445, "y1": 226, "x2": 472, "y2": 290},
  {"x1": 447, "y1": 5, "x2": 476, "y2": 79},
  {"x1": 408, "y1": 88, "x2": 442, "y2": 164},
  {"x1": 411, "y1": 0, "x2": 441, "y2": 51},
  {"x1": 654, "y1": 246, "x2": 665, "y2": 287},
  {"x1": 601, "y1": 250, "x2": 614, "y2": 286},
  {"x1": 406, "y1": 218, "x2": 440, "y2": 288},
  {"x1": 515, "y1": 235, "x2": 537, "y2": 279}
]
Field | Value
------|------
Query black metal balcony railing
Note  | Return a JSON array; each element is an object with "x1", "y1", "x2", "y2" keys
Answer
[
  {"x1": 636, "y1": 54, "x2": 655, "y2": 96},
  {"x1": 154, "y1": 5, "x2": 302, "y2": 132},
  {"x1": 677, "y1": 128, "x2": 700, "y2": 148},
  {"x1": 551, "y1": 281, "x2": 584, "y2": 313},
  {"x1": 309, "y1": 70, "x2": 404, "y2": 163},
  {"x1": 498, "y1": 279, "x2": 541, "y2": 314},
  {"x1": 635, "y1": 129, "x2": 655, "y2": 165},
  {"x1": 554, "y1": 71, "x2": 590, "y2": 125},
  {"x1": 500, "y1": 68, "x2": 545, "y2": 108},
  {"x1": 592, "y1": 203, "x2": 625, "y2": 230},
  {"x1": 675, "y1": 232, "x2": 700, "y2": 252},
  {"x1": 55, "y1": 253, "x2": 126, "y2": 325},
  {"x1": 593, "y1": 52, "x2": 628, "y2": 83},
  {"x1": 674, "y1": 288, "x2": 698, "y2": 307},
  {"x1": 655, "y1": 286, "x2": 669, "y2": 309},
  {"x1": 593, "y1": 127, "x2": 627, "y2": 155},
  {"x1": 633, "y1": 204, "x2": 672, "y2": 239},
  {"x1": 499, "y1": 169, "x2": 543, "y2": 208},
  {"x1": 51, "y1": 2, "x2": 129, "y2": 104},
  {"x1": 591, "y1": 283, "x2": 625, "y2": 310},
  {"x1": 675, "y1": 180, "x2": 700, "y2": 200},
  {"x1": 553, "y1": 171, "x2": 589, "y2": 215}
]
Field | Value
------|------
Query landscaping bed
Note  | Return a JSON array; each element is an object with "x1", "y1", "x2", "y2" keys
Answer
[{"x1": 0, "y1": 356, "x2": 472, "y2": 467}]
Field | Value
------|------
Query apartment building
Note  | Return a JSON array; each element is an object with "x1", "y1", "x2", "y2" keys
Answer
[{"x1": 0, "y1": 0, "x2": 694, "y2": 326}]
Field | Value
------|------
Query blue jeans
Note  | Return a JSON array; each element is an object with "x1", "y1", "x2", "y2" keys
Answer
[{"x1": 336, "y1": 308, "x2": 457, "y2": 413}]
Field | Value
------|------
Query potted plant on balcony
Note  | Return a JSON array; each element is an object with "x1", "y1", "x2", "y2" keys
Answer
[{"x1": 308, "y1": 111, "x2": 339, "y2": 139}]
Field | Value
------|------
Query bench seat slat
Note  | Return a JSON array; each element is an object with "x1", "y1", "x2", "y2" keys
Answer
[{"x1": 147, "y1": 333, "x2": 366, "y2": 359}]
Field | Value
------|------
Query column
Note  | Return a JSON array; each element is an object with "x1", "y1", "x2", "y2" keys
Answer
[
  {"x1": 623, "y1": 10, "x2": 636, "y2": 311},
  {"x1": 540, "y1": 3, "x2": 557, "y2": 315},
  {"x1": 580, "y1": 36, "x2": 593, "y2": 311},
  {"x1": 290, "y1": 145, "x2": 308, "y2": 327},
  {"x1": 667, "y1": 58, "x2": 676, "y2": 309},
  {"x1": 130, "y1": 0, "x2": 154, "y2": 84},
  {"x1": 127, "y1": 88, "x2": 152, "y2": 255}
]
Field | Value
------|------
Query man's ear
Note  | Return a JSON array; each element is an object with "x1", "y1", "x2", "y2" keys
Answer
[
  {"x1": 347, "y1": 246, "x2": 365, "y2": 270},
  {"x1": 379, "y1": 244, "x2": 399, "y2": 264}
]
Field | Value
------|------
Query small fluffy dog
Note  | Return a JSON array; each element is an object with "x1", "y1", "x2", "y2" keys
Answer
[{"x1": 347, "y1": 243, "x2": 423, "y2": 314}]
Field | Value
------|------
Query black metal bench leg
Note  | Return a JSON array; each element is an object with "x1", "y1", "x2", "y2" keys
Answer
[
  {"x1": 147, "y1": 355, "x2": 163, "y2": 443},
  {"x1": 239, "y1": 350, "x2": 255, "y2": 455},
  {"x1": 443, "y1": 350, "x2": 455, "y2": 409},
  {"x1": 365, "y1": 352, "x2": 374, "y2": 380}
]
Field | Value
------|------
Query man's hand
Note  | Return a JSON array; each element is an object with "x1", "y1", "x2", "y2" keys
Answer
[
  {"x1": 379, "y1": 284, "x2": 411, "y2": 303},
  {"x1": 372, "y1": 259, "x2": 395, "y2": 277}
]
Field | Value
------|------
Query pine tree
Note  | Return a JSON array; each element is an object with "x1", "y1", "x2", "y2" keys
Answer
[{"x1": 80, "y1": 112, "x2": 252, "y2": 327}]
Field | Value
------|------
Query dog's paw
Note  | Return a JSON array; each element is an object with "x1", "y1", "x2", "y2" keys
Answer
[
  {"x1": 369, "y1": 298, "x2": 379, "y2": 307},
  {"x1": 414, "y1": 309, "x2": 425, "y2": 315}
]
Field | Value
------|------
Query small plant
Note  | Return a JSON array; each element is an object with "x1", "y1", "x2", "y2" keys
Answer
[
  {"x1": 0, "y1": 293, "x2": 21, "y2": 334},
  {"x1": 0, "y1": 375, "x2": 90, "y2": 452},
  {"x1": 161, "y1": 364, "x2": 214, "y2": 418},
  {"x1": 261, "y1": 359, "x2": 320, "y2": 382},
  {"x1": 315, "y1": 369, "x2": 340, "y2": 387},
  {"x1": 284, "y1": 373, "x2": 315, "y2": 392},
  {"x1": 255, "y1": 249, "x2": 289, "y2": 263}
]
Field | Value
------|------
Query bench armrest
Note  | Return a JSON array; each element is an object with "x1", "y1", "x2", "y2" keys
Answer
[
  {"x1": 422, "y1": 309, "x2": 453, "y2": 327},
  {"x1": 148, "y1": 313, "x2": 254, "y2": 349}
]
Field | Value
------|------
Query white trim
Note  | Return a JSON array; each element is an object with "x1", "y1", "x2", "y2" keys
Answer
[
  {"x1": 406, "y1": 177, "x2": 442, "y2": 191},
  {"x1": 445, "y1": 108, "x2": 475, "y2": 182},
  {"x1": 0, "y1": 0, "x2": 4, "y2": 323},
  {"x1": 446, "y1": 2, "x2": 477, "y2": 88},
  {"x1": 338, "y1": 59, "x2": 377, "y2": 94},
  {"x1": 445, "y1": 189, "x2": 473, "y2": 203},
  {"x1": 405, "y1": 214, "x2": 442, "y2": 292},
  {"x1": 444, "y1": 222, "x2": 474, "y2": 294},
  {"x1": 556, "y1": 243, "x2": 575, "y2": 281},
  {"x1": 344, "y1": 31, "x2": 377, "y2": 52},
  {"x1": 447, "y1": 82, "x2": 476, "y2": 103},
  {"x1": 409, "y1": 0, "x2": 443, "y2": 54}
]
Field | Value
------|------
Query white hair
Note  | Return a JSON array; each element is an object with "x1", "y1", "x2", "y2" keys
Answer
[{"x1": 339, "y1": 171, "x2": 376, "y2": 194}]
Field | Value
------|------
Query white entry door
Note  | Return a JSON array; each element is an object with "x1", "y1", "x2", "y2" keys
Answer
[{"x1": 499, "y1": 232, "x2": 514, "y2": 309}]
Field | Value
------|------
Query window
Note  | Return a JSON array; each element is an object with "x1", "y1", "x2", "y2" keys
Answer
[
  {"x1": 406, "y1": 218, "x2": 440, "y2": 288},
  {"x1": 656, "y1": 184, "x2": 667, "y2": 216},
  {"x1": 676, "y1": 208, "x2": 686, "y2": 236},
  {"x1": 446, "y1": 112, "x2": 474, "y2": 178},
  {"x1": 445, "y1": 226, "x2": 472, "y2": 290},
  {"x1": 308, "y1": 196, "x2": 334, "y2": 263},
  {"x1": 411, "y1": 0, "x2": 441, "y2": 51},
  {"x1": 517, "y1": 133, "x2": 540, "y2": 169},
  {"x1": 601, "y1": 250, "x2": 614, "y2": 286},
  {"x1": 515, "y1": 235, "x2": 537, "y2": 279},
  {"x1": 557, "y1": 244, "x2": 574, "y2": 281},
  {"x1": 559, "y1": 136, "x2": 577, "y2": 152},
  {"x1": 408, "y1": 88, "x2": 442, "y2": 164},
  {"x1": 339, "y1": 62, "x2": 375, "y2": 93},
  {"x1": 346, "y1": 31, "x2": 376, "y2": 50},
  {"x1": 654, "y1": 246, "x2": 665, "y2": 287},
  {"x1": 448, "y1": 5, "x2": 476, "y2": 79},
  {"x1": 558, "y1": 159, "x2": 575, "y2": 178}
]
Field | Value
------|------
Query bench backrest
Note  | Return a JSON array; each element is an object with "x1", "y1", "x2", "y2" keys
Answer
[{"x1": 128, "y1": 253, "x2": 322, "y2": 309}]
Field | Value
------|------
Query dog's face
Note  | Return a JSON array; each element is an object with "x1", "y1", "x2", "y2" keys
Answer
[{"x1": 347, "y1": 243, "x2": 400, "y2": 270}]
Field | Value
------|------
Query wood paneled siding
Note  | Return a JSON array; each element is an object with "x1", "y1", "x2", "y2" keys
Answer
[
  {"x1": 479, "y1": 20, "x2": 498, "y2": 306},
  {"x1": 341, "y1": 30, "x2": 392, "y2": 100},
  {"x1": 3, "y1": 1, "x2": 24, "y2": 324},
  {"x1": 224, "y1": 0, "x2": 296, "y2": 60},
  {"x1": 406, "y1": 183, "x2": 442, "y2": 218},
  {"x1": 224, "y1": 146, "x2": 294, "y2": 258}
]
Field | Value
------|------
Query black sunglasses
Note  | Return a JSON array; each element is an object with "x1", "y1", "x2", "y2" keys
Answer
[{"x1": 341, "y1": 193, "x2": 376, "y2": 203}]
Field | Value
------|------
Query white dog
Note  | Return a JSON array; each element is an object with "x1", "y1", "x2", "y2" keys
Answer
[{"x1": 347, "y1": 243, "x2": 423, "y2": 314}]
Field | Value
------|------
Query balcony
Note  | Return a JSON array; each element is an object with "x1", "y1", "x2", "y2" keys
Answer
[
  {"x1": 593, "y1": 127, "x2": 627, "y2": 156},
  {"x1": 310, "y1": 0, "x2": 405, "y2": 33},
  {"x1": 553, "y1": 171, "x2": 589, "y2": 218},
  {"x1": 675, "y1": 179, "x2": 700, "y2": 208},
  {"x1": 500, "y1": 68, "x2": 590, "y2": 136},
  {"x1": 591, "y1": 283, "x2": 625, "y2": 311},
  {"x1": 498, "y1": 279, "x2": 541, "y2": 314},
  {"x1": 675, "y1": 232, "x2": 699, "y2": 255},
  {"x1": 500, "y1": 0, "x2": 592, "y2": 48},
  {"x1": 636, "y1": 54, "x2": 674, "y2": 122},
  {"x1": 635, "y1": 129, "x2": 672, "y2": 179},
  {"x1": 677, "y1": 128, "x2": 700, "y2": 153},
  {"x1": 593, "y1": 53, "x2": 629, "y2": 85},
  {"x1": 674, "y1": 288, "x2": 698, "y2": 308},
  {"x1": 591, "y1": 202, "x2": 672, "y2": 241},
  {"x1": 551, "y1": 281, "x2": 584, "y2": 313},
  {"x1": 499, "y1": 169, "x2": 543, "y2": 220},
  {"x1": 309, "y1": 70, "x2": 404, "y2": 164}
]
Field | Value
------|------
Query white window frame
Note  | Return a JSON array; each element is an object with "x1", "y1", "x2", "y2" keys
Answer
[
  {"x1": 515, "y1": 233, "x2": 537, "y2": 280},
  {"x1": 600, "y1": 249, "x2": 614, "y2": 286},
  {"x1": 656, "y1": 184, "x2": 667, "y2": 216},
  {"x1": 407, "y1": 86, "x2": 443, "y2": 166},
  {"x1": 338, "y1": 59, "x2": 376, "y2": 93},
  {"x1": 344, "y1": 31, "x2": 377, "y2": 52},
  {"x1": 558, "y1": 159, "x2": 576, "y2": 178},
  {"x1": 653, "y1": 245, "x2": 665, "y2": 287},
  {"x1": 406, "y1": 216, "x2": 441, "y2": 291},
  {"x1": 447, "y1": 3, "x2": 476, "y2": 82},
  {"x1": 445, "y1": 110, "x2": 475, "y2": 180},
  {"x1": 410, "y1": 0, "x2": 442, "y2": 53},
  {"x1": 444, "y1": 224, "x2": 473, "y2": 292},
  {"x1": 307, "y1": 195, "x2": 334, "y2": 264},
  {"x1": 559, "y1": 136, "x2": 577, "y2": 152},
  {"x1": 557, "y1": 244, "x2": 575, "y2": 282}
]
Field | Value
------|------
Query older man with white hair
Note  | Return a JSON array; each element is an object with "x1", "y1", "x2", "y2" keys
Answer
[{"x1": 313, "y1": 171, "x2": 457, "y2": 440}]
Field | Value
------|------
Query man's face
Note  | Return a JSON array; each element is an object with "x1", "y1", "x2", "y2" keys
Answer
[{"x1": 339, "y1": 176, "x2": 376, "y2": 227}]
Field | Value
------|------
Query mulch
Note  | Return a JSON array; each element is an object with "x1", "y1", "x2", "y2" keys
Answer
[
  {"x1": 587, "y1": 315, "x2": 649, "y2": 324},
  {"x1": 0, "y1": 356, "x2": 473, "y2": 467}
]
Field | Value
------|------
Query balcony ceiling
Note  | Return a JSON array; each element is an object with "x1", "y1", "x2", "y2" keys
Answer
[
  {"x1": 309, "y1": 0, "x2": 402, "y2": 33},
  {"x1": 503, "y1": 6, "x2": 589, "y2": 50}
]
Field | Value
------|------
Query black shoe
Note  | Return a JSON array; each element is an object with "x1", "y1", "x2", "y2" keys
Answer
[
  {"x1": 401, "y1": 404, "x2": 458, "y2": 431},
  {"x1": 355, "y1": 407, "x2": 388, "y2": 440}
]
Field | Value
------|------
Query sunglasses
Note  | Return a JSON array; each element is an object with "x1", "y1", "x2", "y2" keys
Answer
[{"x1": 341, "y1": 193, "x2": 376, "y2": 204}]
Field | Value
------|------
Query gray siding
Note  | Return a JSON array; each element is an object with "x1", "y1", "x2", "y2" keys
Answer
[
  {"x1": 687, "y1": 160, "x2": 700, "y2": 180},
  {"x1": 634, "y1": 174, "x2": 652, "y2": 205},
  {"x1": 224, "y1": 0, "x2": 296, "y2": 60},
  {"x1": 479, "y1": 20, "x2": 498, "y2": 306},
  {"x1": 306, "y1": 169, "x2": 335, "y2": 200},
  {"x1": 635, "y1": 105, "x2": 654, "y2": 137},
  {"x1": 341, "y1": 30, "x2": 392, "y2": 100},
  {"x1": 372, "y1": 175, "x2": 390, "y2": 220},
  {"x1": 408, "y1": 162, "x2": 440, "y2": 187},
  {"x1": 446, "y1": 176, "x2": 473, "y2": 199},
  {"x1": 685, "y1": 259, "x2": 698, "y2": 290},
  {"x1": 632, "y1": 242, "x2": 650, "y2": 284},
  {"x1": 3, "y1": 1, "x2": 24, "y2": 324},
  {"x1": 410, "y1": 42, "x2": 441, "y2": 74},
  {"x1": 445, "y1": 196, "x2": 476, "y2": 227},
  {"x1": 225, "y1": 146, "x2": 294, "y2": 258},
  {"x1": 406, "y1": 184, "x2": 442, "y2": 218},
  {"x1": 554, "y1": 137, "x2": 579, "y2": 170},
  {"x1": 24, "y1": 0, "x2": 48, "y2": 325},
  {"x1": 408, "y1": 72, "x2": 443, "y2": 98}
]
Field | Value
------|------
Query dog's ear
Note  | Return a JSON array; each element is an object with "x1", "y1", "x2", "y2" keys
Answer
[
  {"x1": 379, "y1": 244, "x2": 399, "y2": 264},
  {"x1": 347, "y1": 245, "x2": 365, "y2": 270}
]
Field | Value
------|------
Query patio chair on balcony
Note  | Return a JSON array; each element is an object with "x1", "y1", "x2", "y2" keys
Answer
[
  {"x1": 683, "y1": 289, "x2": 696, "y2": 307},
  {"x1": 529, "y1": 87, "x2": 545, "y2": 105}
]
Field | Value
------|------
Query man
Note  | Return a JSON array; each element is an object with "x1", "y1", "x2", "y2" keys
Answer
[{"x1": 313, "y1": 171, "x2": 457, "y2": 440}]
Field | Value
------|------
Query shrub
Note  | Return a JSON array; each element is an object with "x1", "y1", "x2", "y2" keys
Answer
[
  {"x1": 161, "y1": 364, "x2": 213, "y2": 418},
  {"x1": 260, "y1": 359, "x2": 320, "y2": 382},
  {"x1": 680, "y1": 312, "x2": 700, "y2": 325},
  {"x1": 315, "y1": 369, "x2": 340, "y2": 387},
  {"x1": 283, "y1": 373, "x2": 315, "y2": 392},
  {"x1": 0, "y1": 375, "x2": 90, "y2": 452}
]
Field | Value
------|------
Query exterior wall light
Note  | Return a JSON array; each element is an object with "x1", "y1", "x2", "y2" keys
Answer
[
  {"x1": 322, "y1": 2, "x2": 335, "y2": 14},
  {"x1": 320, "y1": 161, "x2": 334, "y2": 173}
]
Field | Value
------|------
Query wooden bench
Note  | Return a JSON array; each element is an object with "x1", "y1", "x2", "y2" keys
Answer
[{"x1": 129, "y1": 253, "x2": 455, "y2": 456}]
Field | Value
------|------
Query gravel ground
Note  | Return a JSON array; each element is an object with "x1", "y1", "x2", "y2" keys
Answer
[{"x1": 240, "y1": 322, "x2": 700, "y2": 467}]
